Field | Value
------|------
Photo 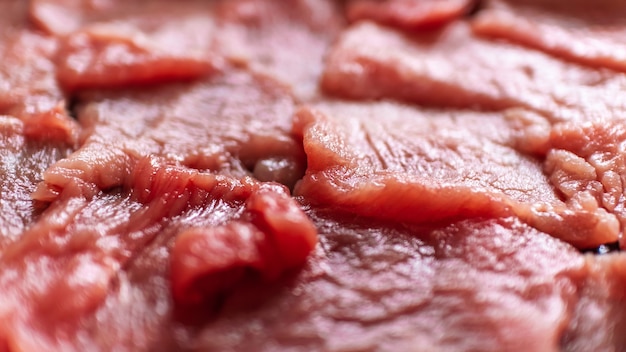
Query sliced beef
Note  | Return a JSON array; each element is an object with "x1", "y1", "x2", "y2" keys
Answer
[
  {"x1": 540, "y1": 120, "x2": 626, "y2": 249},
  {"x1": 33, "y1": 0, "x2": 344, "y2": 100},
  {"x1": 0, "y1": 2, "x2": 74, "y2": 127},
  {"x1": 346, "y1": 0, "x2": 474, "y2": 29},
  {"x1": 191, "y1": 209, "x2": 589, "y2": 352},
  {"x1": 213, "y1": 0, "x2": 345, "y2": 100},
  {"x1": 0, "y1": 158, "x2": 316, "y2": 351},
  {"x1": 321, "y1": 21, "x2": 626, "y2": 123},
  {"x1": 33, "y1": 69, "x2": 305, "y2": 202},
  {"x1": 0, "y1": 116, "x2": 73, "y2": 248},
  {"x1": 292, "y1": 101, "x2": 618, "y2": 248},
  {"x1": 472, "y1": 0, "x2": 626, "y2": 72}
]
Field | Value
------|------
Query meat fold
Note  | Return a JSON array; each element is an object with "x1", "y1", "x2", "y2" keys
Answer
[
  {"x1": 190, "y1": 208, "x2": 625, "y2": 352},
  {"x1": 0, "y1": 157, "x2": 316, "y2": 351},
  {"x1": 0, "y1": 116, "x2": 73, "y2": 248},
  {"x1": 346, "y1": 0, "x2": 474, "y2": 30},
  {"x1": 541, "y1": 120, "x2": 626, "y2": 249},
  {"x1": 472, "y1": 0, "x2": 626, "y2": 72},
  {"x1": 33, "y1": 69, "x2": 305, "y2": 202},
  {"x1": 32, "y1": 0, "x2": 344, "y2": 100},
  {"x1": 292, "y1": 101, "x2": 618, "y2": 248},
  {"x1": 321, "y1": 21, "x2": 626, "y2": 123}
]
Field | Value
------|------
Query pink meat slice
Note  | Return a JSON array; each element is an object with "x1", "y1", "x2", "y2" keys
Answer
[
  {"x1": 0, "y1": 157, "x2": 316, "y2": 351},
  {"x1": 33, "y1": 69, "x2": 305, "y2": 202},
  {"x1": 32, "y1": 0, "x2": 344, "y2": 99},
  {"x1": 292, "y1": 101, "x2": 618, "y2": 249},
  {"x1": 541, "y1": 120, "x2": 626, "y2": 249},
  {"x1": 0, "y1": 1, "x2": 75, "y2": 128},
  {"x1": 213, "y1": 0, "x2": 345, "y2": 100},
  {"x1": 30, "y1": 0, "x2": 219, "y2": 91},
  {"x1": 346, "y1": 0, "x2": 474, "y2": 29},
  {"x1": 0, "y1": 116, "x2": 73, "y2": 248},
  {"x1": 472, "y1": 0, "x2": 626, "y2": 72},
  {"x1": 190, "y1": 208, "x2": 603, "y2": 352},
  {"x1": 321, "y1": 21, "x2": 626, "y2": 123}
]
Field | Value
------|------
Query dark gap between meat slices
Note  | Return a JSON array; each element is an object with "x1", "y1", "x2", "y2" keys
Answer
[
  {"x1": 345, "y1": 0, "x2": 475, "y2": 30},
  {"x1": 0, "y1": 157, "x2": 316, "y2": 351},
  {"x1": 33, "y1": 68, "x2": 306, "y2": 202},
  {"x1": 321, "y1": 21, "x2": 626, "y2": 124},
  {"x1": 472, "y1": 0, "x2": 626, "y2": 72},
  {"x1": 191, "y1": 207, "x2": 626, "y2": 352},
  {"x1": 292, "y1": 101, "x2": 618, "y2": 249},
  {"x1": 31, "y1": 0, "x2": 344, "y2": 100}
]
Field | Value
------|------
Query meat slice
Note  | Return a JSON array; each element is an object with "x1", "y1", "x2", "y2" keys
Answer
[
  {"x1": 34, "y1": 69, "x2": 305, "y2": 202},
  {"x1": 191, "y1": 209, "x2": 590, "y2": 352},
  {"x1": 347, "y1": 0, "x2": 474, "y2": 29},
  {"x1": 33, "y1": 0, "x2": 344, "y2": 99},
  {"x1": 321, "y1": 21, "x2": 626, "y2": 123},
  {"x1": 0, "y1": 116, "x2": 73, "y2": 248},
  {"x1": 472, "y1": 0, "x2": 626, "y2": 72},
  {"x1": 292, "y1": 101, "x2": 618, "y2": 248},
  {"x1": 0, "y1": 158, "x2": 316, "y2": 351},
  {"x1": 213, "y1": 0, "x2": 345, "y2": 100},
  {"x1": 0, "y1": 1, "x2": 74, "y2": 127},
  {"x1": 541, "y1": 120, "x2": 626, "y2": 249},
  {"x1": 31, "y1": 0, "x2": 219, "y2": 91}
]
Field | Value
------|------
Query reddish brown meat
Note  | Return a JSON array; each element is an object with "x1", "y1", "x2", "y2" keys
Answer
[
  {"x1": 34, "y1": 69, "x2": 305, "y2": 202},
  {"x1": 347, "y1": 0, "x2": 474, "y2": 29},
  {"x1": 190, "y1": 209, "x2": 595, "y2": 352},
  {"x1": 293, "y1": 101, "x2": 618, "y2": 248},
  {"x1": 33, "y1": 0, "x2": 344, "y2": 99},
  {"x1": 472, "y1": 0, "x2": 626, "y2": 72},
  {"x1": 0, "y1": 157, "x2": 316, "y2": 351},
  {"x1": 540, "y1": 120, "x2": 626, "y2": 249},
  {"x1": 321, "y1": 21, "x2": 626, "y2": 123},
  {"x1": 0, "y1": 116, "x2": 73, "y2": 248}
]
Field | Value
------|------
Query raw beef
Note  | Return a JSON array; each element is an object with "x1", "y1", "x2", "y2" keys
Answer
[
  {"x1": 0, "y1": 157, "x2": 315, "y2": 351},
  {"x1": 347, "y1": 0, "x2": 474, "y2": 29},
  {"x1": 0, "y1": 116, "x2": 73, "y2": 248},
  {"x1": 32, "y1": 0, "x2": 344, "y2": 99},
  {"x1": 33, "y1": 69, "x2": 305, "y2": 202},
  {"x1": 292, "y1": 101, "x2": 618, "y2": 248},
  {"x1": 191, "y1": 208, "x2": 626, "y2": 352},
  {"x1": 321, "y1": 21, "x2": 626, "y2": 123},
  {"x1": 472, "y1": 0, "x2": 626, "y2": 72}
]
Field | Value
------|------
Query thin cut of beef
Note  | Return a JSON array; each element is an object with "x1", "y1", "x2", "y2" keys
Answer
[
  {"x1": 321, "y1": 21, "x2": 626, "y2": 123},
  {"x1": 472, "y1": 0, "x2": 626, "y2": 72},
  {"x1": 0, "y1": 157, "x2": 316, "y2": 351},
  {"x1": 33, "y1": 69, "x2": 305, "y2": 202},
  {"x1": 0, "y1": 2, "x2": 72, "y2": 125},
  {"x1": 0, "y1": 116, "x2": 73, "y2": 248},
  {"x1": 34, "y1": 0, "x2": 344, "y2": 100},
  {"x1": 213, "y1": 0, "x2": 345, "y2": 100},
  {"x1": 32, "y1": 0, "x2": 219, "y2": 91},
  {"x1": 292, "y1": 101, "x2": 618, "y2": 248},
  {"x1": 541, "y1": 120, "x2": 626, "y2": 249},
  {"x1": 346, "y1": 0, "x2": 474, "y2": 29},
  {"x1": 190, "y1": 208, "x2": 593, "y2": 352}
]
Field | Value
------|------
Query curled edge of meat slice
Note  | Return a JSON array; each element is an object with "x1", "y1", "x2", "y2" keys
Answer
[
  {"x1": 347, "y1": 0, "x2": 475, "y2": 30},
  {"x1": 292, "y1": 106, "x2": 619, "y2": 249}
]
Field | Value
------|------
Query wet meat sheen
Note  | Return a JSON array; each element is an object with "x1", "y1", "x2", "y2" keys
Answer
[
  {"x1": 293, "y1": 101, "x2": 618, "y2": 248},
  {"x1": 34, "y1": 68, "x2": 305, "y2": 202},
  {"x1": 346, "y1": 0, "x2": 474, "y2": 29},
  {"x1": 321, "y1": 21, "x2": 626, "y2": 123},
  {"x1": 472, "y1": 0, "x2": 626, "y2": 72},
  {"x1": 0, "y1": 158, "x2": 315, "y2": 351},
  {"x1": 191, "y1": 208, "x2": 621, "y2": 352}
]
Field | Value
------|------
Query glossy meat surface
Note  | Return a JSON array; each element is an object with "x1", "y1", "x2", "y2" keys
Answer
[{"x1": 473, "y1": 0, "x2": 626, "y2": 72}]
